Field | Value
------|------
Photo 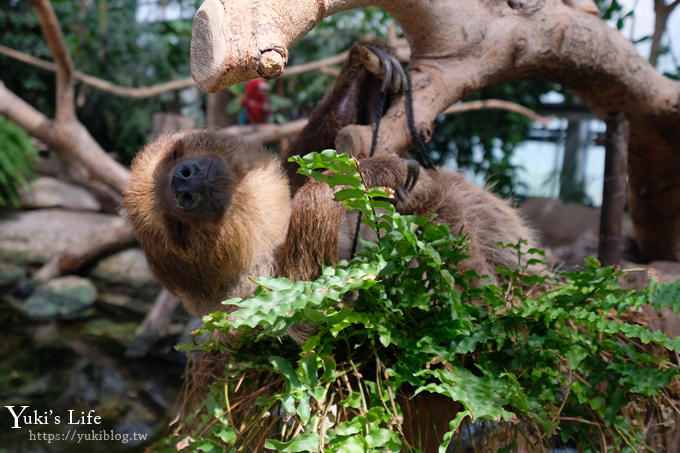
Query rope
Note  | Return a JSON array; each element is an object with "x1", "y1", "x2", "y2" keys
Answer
[
  {"x1": 405, "y1": 71, "x2": 435, "y2": 169},
  {"x1": 350, "y1": 85, "x2": 389, "y2": 258}
]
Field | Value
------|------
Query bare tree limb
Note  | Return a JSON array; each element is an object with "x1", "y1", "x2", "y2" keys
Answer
[
  {"x1": 0, "y1": 81, "x2": 130, "y2": 193},
  {"x1": 190, "y1": 0, "x2": 680, "y2": 260},
  {"x1": 445, "y1": 101, "x2": 555, "y2": 126},
  {"x1": 0, "y1": 43, "x2": 196, "y2": 99},
  {"x1": 30, "y1": 0, "x2": 75, "y2": 122},
  {"x1": 224, "y1": 118, "x2": 309, "y2": 143},
  {"x1": 0, "y1": 1, "x2": 130, "y2": 195},
  {"x1": 649, "y1": 0, "x2": 680, "y2": 66},
  {"x1": 0, "y1": 44, "x2": 402, "y2": 99},
  {"x1": 0, "y1": 44, "x2": 57, "y2": 72},
  {"x1": 283, "y1": 51, "x2": 350, "y2": 76},
  {"x1": 220, "y1": 99, "x2": 553, "y2": 144},
  {"x1": 33, "y1": 216, "x2": 136, "y2": 283},
  {"x1": 127, "y1": 289, "x2": 181, "y2": 358}
]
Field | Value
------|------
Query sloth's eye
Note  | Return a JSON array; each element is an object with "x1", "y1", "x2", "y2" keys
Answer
[{"x1": 169, "y1": 148, "x2": 182, "y2": 161}]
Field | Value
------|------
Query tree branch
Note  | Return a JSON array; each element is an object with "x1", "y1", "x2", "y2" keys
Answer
[
  {"x1": 30, "y1": 0, "x2": 75, "y2": 122},
  {"x1": 33, "y1": 216, "x2": 136, "y2": 283},
  {"x1": 220, "y1": 99, "x2": 552, "y2": 144},
  {"x1": 0, "y1": 81, "x2": 130, "y2": 193},
  {"x1": 443, "y1": 100, "x2": 555, "y2": 126},
  {"x1": 190, "y1": 0, "x2": 680, "y2": 261}
]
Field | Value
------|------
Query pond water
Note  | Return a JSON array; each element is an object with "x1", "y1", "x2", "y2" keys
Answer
[{"x1": 0, "y1": 296, "x2": 185, "y2": 452}]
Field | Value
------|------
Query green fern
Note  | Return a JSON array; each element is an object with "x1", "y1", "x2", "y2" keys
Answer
[
  {"x1": 167, "y1": 150, "x2": 680, "y2": 453},
  {"x1": 0, "y1": 116, "x2": 38, "y2": 208}
]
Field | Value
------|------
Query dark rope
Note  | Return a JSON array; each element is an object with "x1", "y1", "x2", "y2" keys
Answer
[
  {"x1": 350, "y1": 85, "x2": 389, "y2": 258},
  {"x1": 405, "y1": 70, "x2": 435, "y2": 169}
]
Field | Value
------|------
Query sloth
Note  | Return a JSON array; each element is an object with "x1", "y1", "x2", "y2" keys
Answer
[
  {"x1": 124, "y1": 42, "x2": 539, "y2": 331},
  {"x1": 124, "y1": 131, "x2": 420, "y2": 317}
]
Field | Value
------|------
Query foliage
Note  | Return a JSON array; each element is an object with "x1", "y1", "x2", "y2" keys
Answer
[
  {"x1": 165, "y1": 151, "x2": 680, "y2": 452},
  {"x1": 0, "y1": 116, "x2": 37, "y2": 207}
]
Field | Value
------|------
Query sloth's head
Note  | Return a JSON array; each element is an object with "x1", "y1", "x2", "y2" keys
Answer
[{"x1": 124, "y1": 131, "x2": 291, "y2": 314}]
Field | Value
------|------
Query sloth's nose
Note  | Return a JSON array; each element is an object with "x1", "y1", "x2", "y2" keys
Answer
[{"x1": 172, "y1": 158, "x2": 210, "y2": 210}]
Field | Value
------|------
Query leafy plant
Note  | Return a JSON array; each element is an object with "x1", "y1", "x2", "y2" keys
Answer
[
  {"x1": 165, "y1": 151, "x2": 680, "y2": 452},
  {"x1": 0, "y1": 116, "x2": 38, "y2": 208}
]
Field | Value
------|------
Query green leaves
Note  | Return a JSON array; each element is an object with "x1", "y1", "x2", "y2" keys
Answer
[
  {"x1": 181, "y1": 150, "x2": 680, "y2": 452},
  {"x1": 416, "y1": 367, "x2": 518, "y2": 427},
  {"x1": 265, "y1": 433, "x2": 320, "y2": 452},
  {"x1": 0, "y1": 116, "x2": 37, "y2": 207}
]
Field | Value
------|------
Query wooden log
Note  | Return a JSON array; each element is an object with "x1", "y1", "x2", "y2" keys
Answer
[
  {"x1": 33, "y1": 217, "x2": 137, "y2": 283},
  {"x1": 598, "y1": 112, "x2": 628, "y2": 266},
  {"x1": 127, "y1": 289, "x2": 181, "y2": 358}
]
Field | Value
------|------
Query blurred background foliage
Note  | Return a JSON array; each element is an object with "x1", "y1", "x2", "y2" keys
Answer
[
  {"x1": 0, "y1": 116, "x2": 38, "y2": 207},
  {"x1": 0, "y1": 0, "x2": 677, "y2": 197}
]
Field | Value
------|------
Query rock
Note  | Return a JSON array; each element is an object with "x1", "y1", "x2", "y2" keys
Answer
[
  {"x1": 18, "y1": 176, "x2": 101, "y2": 211},
  {"x1": 0, "y1": 261, "x2": 25, "y2": 286},
  {"x1": 21, "y1": 276, "x2": 97, "y2": 319},
  {"x1": 80, "y1": 318, "x2": 138, "y2": 344},
  {"x1": 89, "y1": 248, "x2": 160, "y2": 301},
  {"x1": 0, "y1": 209, "x2": 117, "y2": 264},
  {"x1": 550, "y1": 231, "x2": 599, "y2": 268}
]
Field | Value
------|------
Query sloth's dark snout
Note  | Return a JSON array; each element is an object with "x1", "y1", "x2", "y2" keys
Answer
[{"x1": 172, "y1": 157, "x2": 221, "y2": 211}]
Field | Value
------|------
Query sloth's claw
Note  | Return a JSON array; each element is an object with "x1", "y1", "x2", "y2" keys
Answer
[
  {"x1": 397, "y1": 159, "x2": 420, "y2": 201},
  {"x1": 365, "y1": 45, "x2": 406, "y2": 94}
]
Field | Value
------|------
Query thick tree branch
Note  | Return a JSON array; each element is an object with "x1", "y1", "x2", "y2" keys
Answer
[
  {"x1": 190, "y1": 0, "x2": 680, "y2": 260},
  {"x1": 30, "y1": 0, "x2": 75, "y2": 122},
  {"x1": 0, "y1": 81, "x2": 130, "y2": 193},
  {"x1": 33, "y1": 216, "x2": 136, "y2": 283}
]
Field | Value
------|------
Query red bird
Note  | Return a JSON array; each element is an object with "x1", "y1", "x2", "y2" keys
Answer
[{"x1": 239, "y1": 79, "x2": 272, "y2": 124}]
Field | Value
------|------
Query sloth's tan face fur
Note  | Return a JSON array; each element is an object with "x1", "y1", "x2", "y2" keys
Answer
[{"x1": 124, "y1": 131, "x2": 292, "y2": 315}]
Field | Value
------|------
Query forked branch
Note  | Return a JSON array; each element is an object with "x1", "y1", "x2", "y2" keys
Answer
[{"x1": 190, "y1": 0, "x2": 680, "y2": 261}]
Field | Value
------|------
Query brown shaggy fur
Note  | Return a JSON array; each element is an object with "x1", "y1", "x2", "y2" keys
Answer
[{"x1": 125, "y1": 132, "x2": 292, "y2": 316}]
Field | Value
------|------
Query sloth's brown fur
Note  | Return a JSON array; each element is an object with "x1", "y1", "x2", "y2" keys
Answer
[
  {"x1": 125, "y1": 132, "x2": 292, "y2": 315},
  {"x1": 360, "y1": 162, "x2": 539, "y2": 280}
]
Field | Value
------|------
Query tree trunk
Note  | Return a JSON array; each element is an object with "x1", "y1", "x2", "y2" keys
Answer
[
  {"x1": 206, "y1": 90, "x2": 236, "y2": 129},
  {"x1": 598, "y1": 112, "x2": 628, "y2": 266},
  {"x1": 559, "y1": 119, "x2": 588, "y2": 202}
]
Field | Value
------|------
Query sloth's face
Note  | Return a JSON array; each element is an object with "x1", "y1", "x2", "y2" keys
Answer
[
  {"x1": 125, "y1": 130, "x2": 291, "y2": 268},
  {"x1": 154, "y1": 137, "x2": 234, "y2": 224}
]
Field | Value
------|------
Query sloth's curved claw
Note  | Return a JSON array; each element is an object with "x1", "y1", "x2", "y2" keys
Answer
[
  {"x1": 365, "y1": 45, "x2": 406, "y2": 94},
  {"x1": 397, "y1": 159, "x2": 420, "y2": 201}
]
